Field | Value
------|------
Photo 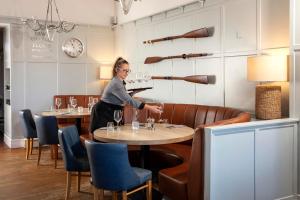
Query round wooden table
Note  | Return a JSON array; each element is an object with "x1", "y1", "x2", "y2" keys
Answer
[
  {"x1": 40, "y1": 108, "x2": 90, "y2": 133},
  {"x1": 93, "y1": 124, "x2": 194, "y2": 168}
]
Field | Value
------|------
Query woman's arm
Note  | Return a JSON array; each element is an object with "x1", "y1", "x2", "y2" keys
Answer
[{"x1": 144, "y1": 104, "x2": 161, "y2": 113}]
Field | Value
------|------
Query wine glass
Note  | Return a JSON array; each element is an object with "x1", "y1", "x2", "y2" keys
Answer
[
  {"x1": 143, "y1": 72, "x2": 151, "y2": 82},
  {"x1": 136, "y1": 72, "x2": 143, "y2": 83},
  {"x1": 55, "y1": 98, "x2": 62, "y2": 110},
  {"x1": 70, "y1": 98, "x2": 77, "y2": 111},
  {"x1": 88, "y1": 97, "x2": 93, "y2": 112},
  {"x1": 114, "y1": 110, "x2": 123, "y2": 131},
  {"x1": 158, "y1": 102, "x2": 164, "y2": 123}
]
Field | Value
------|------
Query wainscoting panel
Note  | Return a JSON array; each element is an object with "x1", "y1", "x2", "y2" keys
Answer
[
  {"x1": 223, "y1": 0, "x2": 257, "y2": 52},
  {"x1": 58, "y1": 63, "x2": 86, "y2": 94},
  {"x1": 295, "y1": 0, "x2": 300, "y2": 46},
  {"x1": 86, "y1": 63, "x2": 101, "y2": 95},
  {"x1": 195, "y1": 58, "x2": 223, "y2": 106},
  {"x1": 25, "y1": 62, "x2": 57, "y2": 112},
  {"x1": 224, "y1": 56, "x2": 256, "y2": 112},
  {"x1": 172, "y1": 59, "x2": 195, "y2": 104},
  {"x1": 255, "y1": 126, "x2": 295, "y2": 200},
  {"x1": 205, "y1": 119, "x2": 298, "y2": 200},
  {"x1": 260, "y1": 0, "x2": 289, "y2": 49}
]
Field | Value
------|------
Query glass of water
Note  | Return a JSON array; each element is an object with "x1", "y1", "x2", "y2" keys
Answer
[{"x1": 107, "y1": 122, "x2": 114, "y2": 132}]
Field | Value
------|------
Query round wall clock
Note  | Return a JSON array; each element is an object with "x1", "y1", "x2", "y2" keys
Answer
[{"x1": 62, "y1": 38, "x2": 84, "y2": 58}]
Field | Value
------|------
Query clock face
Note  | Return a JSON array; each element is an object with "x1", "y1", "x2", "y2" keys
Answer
[{"x1": 62, "y1": 38, "x2": 84, "y2": 58}]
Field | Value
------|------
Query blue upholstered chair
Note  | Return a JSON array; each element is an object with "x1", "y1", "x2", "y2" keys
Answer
[
  {"x1": 34, "y1": 115, "x2": 59, "y2": 168},
  {"x1": 58, "y1": 125, "x2": 90, "y2": 200},
  {"x1": 19, "y1": 109, "x2": 37, "y2": 160},
  {"x1": 85, "y1": 141, "x2": 152, "y2": 200}
]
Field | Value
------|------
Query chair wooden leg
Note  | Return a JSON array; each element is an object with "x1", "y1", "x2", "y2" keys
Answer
[
  {"x1": 77, "y1": 172, "x2": 81, "y2": 192},
  {"x1": 93, "y1": 187, "x2": 99, "y2": 200},
  {"x1": 30, "y1": 138, "x2": 33, "y2": 155},
  {"x1": 53, "y1": 144, "x2": 58, "y2": 169},
  {"x1": 65, "y1": 171, "x2": 71, "y2": 200},
  {"x1": 37, "y1": 144, "x2": 42, "y2": 166},
  {"x1": 25, "y1": 139, "x2": 29, "y2": 160},
  {"x1": 50, "y1": 145, "x2": 54, "y2": 159},
  {"x1": 146, "y1": 180, "x2": 152, "y2": 200},
  {"x1": 112, "y1": 191, "x2": 118, "y2": 200},
  {"x1": 122, "y1": 191, "x2": 127, "y2": 200},
  {"x1": 99, "y1": 189, "x2": 104, "y2": 200}
]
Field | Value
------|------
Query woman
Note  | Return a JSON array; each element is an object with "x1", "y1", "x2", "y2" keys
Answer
[{"x1": 90, "y1": 57, "x2": 161, "y2": 133}]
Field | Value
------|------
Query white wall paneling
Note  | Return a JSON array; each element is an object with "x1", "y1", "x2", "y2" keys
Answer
[
  {"x1": 210, "y1": 130, "x2": 255, "y2": 200},
  {"x1": 58, "y1": 63, "x2": 86, "y2": 94},
  {"x1": 224, "y1": 56, "x2": 256, "y2": 112},
  {"x1": 294, "y1": 0, "x2": 300, "y2": 47},
  {"x1": 4, "y1": 20, "x2": 115, "y2": 143},
  {"x1": 10, "y1": 62, "x2": 25, "y2": 139},
  {"x1": 195, "y1": 58, "x2": 223, "y2": 106},
  {"x1": 255, "y1": 126, "x2": 295, "y2": 200},
  {"x1": 86, "y1": 63, "x2": 101, "y2": 95},
  {"x1": 25, "y1": 62, "x2": 57, "y2": 113},
  {"x1": 260, "y1": 0, "x2": 289, "y2": 49},
  {"x1": 172, "y1": 59, "x2": 195, "y2": 104},
  {"x1": 205, "y1": 118, "x2": 298, "y2": 200},
  {"x1": 10, "y1": 24, "x2": 24, "y2": 62},
  {"x1": 223, "y1": 0, "x2": 257, "y2": 53}
]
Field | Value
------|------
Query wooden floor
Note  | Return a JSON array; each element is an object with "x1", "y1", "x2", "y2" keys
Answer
[{"x1": 0, "y1": 141, "x2": 110, "y2": 200}]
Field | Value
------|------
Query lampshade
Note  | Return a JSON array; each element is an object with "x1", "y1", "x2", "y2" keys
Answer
[
  {"x1": 100, "y1": 67, "x2": 113, "y2": 80},
  {"x1": 247, "y1": 55, "x2": 287, "y2": 82}
]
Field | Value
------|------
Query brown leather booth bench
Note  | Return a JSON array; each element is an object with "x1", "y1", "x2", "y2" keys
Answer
[{"x1": 124, "y1": 104, "x2": 251, "y2": 200}]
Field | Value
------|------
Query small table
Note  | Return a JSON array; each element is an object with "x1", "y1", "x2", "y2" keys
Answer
[
  {"x1": 40, "y1": 108, "x2": 90, "y2": 133},
  {"x1": 93, "y1": 124, "x2": 194, "y2": 168}
]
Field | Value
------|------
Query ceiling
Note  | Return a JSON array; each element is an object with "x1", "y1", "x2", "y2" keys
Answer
[{"x1": 0, "y1": 0, "x2": 198, "y2": 26}]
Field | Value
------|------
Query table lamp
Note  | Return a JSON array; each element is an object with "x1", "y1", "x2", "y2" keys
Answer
[
  {"x1": 99, "y1": 66, "x2": 113, "y2": 80},
  {"x1": 247, "y1": 55, "x2": 287, "y2": 120},
  {"x1": 100, "y1": 66, "x2": 113, "y2": 93}
]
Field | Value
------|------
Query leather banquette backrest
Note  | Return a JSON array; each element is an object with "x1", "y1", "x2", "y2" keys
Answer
[{"x1": 124, "y1": 103, "x2": 250, "y2": 129}]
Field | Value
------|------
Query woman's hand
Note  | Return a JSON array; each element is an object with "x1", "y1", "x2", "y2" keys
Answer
[{"x1": 144, "y1": 104, "x2": 161, "y2": 114}]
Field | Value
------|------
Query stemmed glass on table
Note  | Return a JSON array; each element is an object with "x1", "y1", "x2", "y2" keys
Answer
[
  {"x1": 70, "y1": 98, "x2": 77, "y2": 111},
  {"x1": 114, "y1": 110, "x2": 123, "y2": 131},
  {"x1": 55, "y1": 98, "x2": 61, "y2": 111}
]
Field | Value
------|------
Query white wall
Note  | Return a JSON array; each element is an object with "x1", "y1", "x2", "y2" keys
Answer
[
  {"x1": 0, "y1": 0, "x2": 115, "y2": 26},
  {"x1": 290, "y1": 0, "x2": 300, "y2": 194},
  {"x1": 2, "y1": 18, "x2": 115, "y2": 142},
  {"x1": 115, "y1": 0, "x2": 289, "y2": 113}
]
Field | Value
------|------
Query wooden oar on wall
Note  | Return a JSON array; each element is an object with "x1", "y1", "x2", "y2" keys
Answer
[
  {"x1": 143, "y1": 27, "x2": 214, "y2": 44},
  {"x1": 144, "y1": 53, "x2": 213, "y2": 64},
  {"x1": 151, "y1": 75, "x2": 216, "y2": 84}
]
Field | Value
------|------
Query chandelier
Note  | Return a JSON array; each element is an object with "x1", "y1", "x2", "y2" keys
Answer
[
  {"x1": 22, "y1": 0, "x2": 76, "y2": 42},
  {"x1": 116, "y1": 0, "x2": 141, "y2": 15}
]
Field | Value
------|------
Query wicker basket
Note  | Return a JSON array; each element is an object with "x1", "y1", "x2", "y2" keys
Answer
[{"x1": 255, "y1": 85, "x2": 281, "y2": 120}]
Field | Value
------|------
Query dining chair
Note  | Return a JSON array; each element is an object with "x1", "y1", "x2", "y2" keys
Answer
[
  {"x1": 85, "y1": 141, "x2": 152, "y2": 200},
  {"x1": 19, "y1": 109, "x2": 37, "y2": 160},
  {"x1": 34, "y1": 115, "x2": 59, "y2": 168},
  {"x1": 58, "y1": 125, "x2": 90, "y2": 200}
]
